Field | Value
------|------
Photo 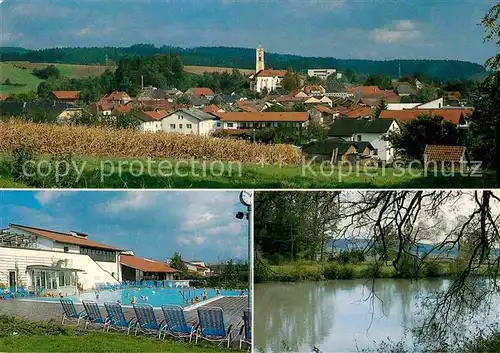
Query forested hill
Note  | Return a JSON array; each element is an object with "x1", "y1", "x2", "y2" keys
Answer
[{"x1": 0, "y1": 44, "x2": 487, "y2": 81}]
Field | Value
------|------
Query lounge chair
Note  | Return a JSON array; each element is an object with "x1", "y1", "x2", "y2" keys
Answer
[
  {"x1": 133, "y1": 303, "x2": 166, "y2": 338},
  {"x1": 239, "y1": 308, "x2": 251, "y2": 349},
  {"x1": 196, "y1": 306, "x2": 233, "y2": 348},
  {"x1": 160, "y1": 305, "x2": 197, "y2": 342},
  {"x1": 60, "y1": 299, "x2": 87, "y2": 326},
  {"x1": 104, "y1": 302, "x2": 136, "y2": 334},
  {"x1": 82, "y1": 300, "x2": 110, "y2": 330}
]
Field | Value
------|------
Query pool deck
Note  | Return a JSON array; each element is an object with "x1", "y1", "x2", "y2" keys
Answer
[{"x1": 0, "y1": 296, "x2": 250, "y2": 349}]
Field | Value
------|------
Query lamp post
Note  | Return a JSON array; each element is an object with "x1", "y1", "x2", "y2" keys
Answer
[{"x1": 237, "y1": 190, "x2": 252, "y2": 309}]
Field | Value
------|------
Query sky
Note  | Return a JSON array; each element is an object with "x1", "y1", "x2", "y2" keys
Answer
[
  {"x1": 339, "y1": 190, "x2": 500, "y2": 244},
  {"x1": 0, "y1": 0, "x2": 497, "y2": 65},
  {"x1": 0, "y1": 190, "x2": 249, "y2": 263}
]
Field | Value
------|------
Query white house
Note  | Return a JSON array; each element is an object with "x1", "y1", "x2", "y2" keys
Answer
[
  {"x1": 161, "y1": 108, "x2": 219, "y2": 136},
  {"x1": 250, "y1": 69, "x2": 287, "y2": 93},
  {"x1": 217, "y1": 112, "x2": 310, "y2": 130},
  {"x1": 0, "y1": 224, "x2": 122, "y2": 295},
  {"x1": 120, "y1": 254, "x2": 178, "y2": 282},
  {"x1": 138, "y1": 110, "x2": 167, "y2": 132},
  {"x1": 386, "y1": 98, "x2": 444, "y2": 111},
  {"x1": 327, "y1": 118, "x2": 400, "y2": 162},
  {"x1": 307, "y1": 68, "x2": 342, "y2": 80},
  {"x1": 184, "y1": 261, "x2": 212, "y2": 277}
]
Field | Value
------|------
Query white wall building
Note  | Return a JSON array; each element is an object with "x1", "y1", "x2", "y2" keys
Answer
[
  {"x1": 328, "y1": 118, "x2": 400, "y2": 162},
  {"x1": 0, "y1": 224, "x2": 121, "y2": 295},
  {"x1": 161, "y1": 109, "x2": 219, "y2": 136},
  {"x1": 307, "y1": 68, "x2": 342, "y2": 80},
  {"x1": 250, "y1": 70, "x2": 287, "y2": 93},
  {"x1": 386, "y1": 98, "x2": 444, "y2": 110}
]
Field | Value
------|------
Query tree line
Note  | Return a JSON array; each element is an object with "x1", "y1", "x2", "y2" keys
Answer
[{"x1": 1, "y1": 44, "x2": 487, "y2": 81}]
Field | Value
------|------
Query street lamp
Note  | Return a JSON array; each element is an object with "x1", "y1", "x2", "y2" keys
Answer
[{"x1": 237, "y1": 190, "x2": 252, "y2": 310}]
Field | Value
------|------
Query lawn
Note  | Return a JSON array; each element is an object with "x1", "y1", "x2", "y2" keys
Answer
[
  {"x1": 0, "y1": 62, "x2": 44, "y2": 94},
  {"x1": 0, "y1": 62, "x2": 111, "y2": 94},
  {"x1": 0, "y1": 315, "x2": 238, "y2": 353},
  {"x1": 0, "y1": 153, "x2": 496, "y2": 189}
]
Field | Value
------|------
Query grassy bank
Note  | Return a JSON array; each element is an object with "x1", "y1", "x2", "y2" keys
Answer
[
  {"x1": 256, "y1": 260, "x2": 488, "y2": 282},
  {"x1": 0, "y1": 152, "x2": 496, "y2": 189},
  {"x1": 0, "y1": 315, "x2": 237, "y2": 352}
]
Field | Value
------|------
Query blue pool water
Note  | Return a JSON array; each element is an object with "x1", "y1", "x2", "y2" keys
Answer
[{"x1": 34, "y1": 287, "x2": 246, "y2": 308}]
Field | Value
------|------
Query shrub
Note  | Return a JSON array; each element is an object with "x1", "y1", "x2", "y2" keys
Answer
[
  {"x1": 0, "y1": 315, "x2": 72, "y2": 337},
  {"x1": 323, "y1": 264, "x2": 339, "y2": 280},
  {"x1": 394, "y1": 254, "x2": 424, "y2": 279},
  {"x1": 337, "y1": 265, "x2": 355, "y2": 279},
  {"x1": 362, "y1": 262, "x2": 382, "y2": 278},
  {"x1": 9, "y1": 144, "x2": 39, "y2": 186},
  {"x1": 423, "y1": 261, "x2": 443, "y2": 277}
]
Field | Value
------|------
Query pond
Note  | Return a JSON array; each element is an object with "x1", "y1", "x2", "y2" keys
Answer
[{"x1": 255, "y1": 279, "x2": 500, "y2": 352}]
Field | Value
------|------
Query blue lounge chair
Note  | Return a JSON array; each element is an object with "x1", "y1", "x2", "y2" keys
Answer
[
  {"x1": 160, "y1": 305, "x2": 197, "y2": 342},
  {"x1": 239, "y1": 308, "x2": 251, "y2": 349},
  {"x1": 104, "y1": 302, "x2": 136, "y2": 334},
  {"x1": 196, "y1": 307, "x2": 233, "y2": 348},
  {"x1": 133, "y1": 303, "x2": 166, "y2": 337},
  {"x1": 60, "y1": 299, "x2": 87, "y2": 326},
  {"x1": 82, "y1": 300, "x2": 110, "y2": 330},
  {"x1": 18, "y1": 287, "x2": 32, "y2": 297}
]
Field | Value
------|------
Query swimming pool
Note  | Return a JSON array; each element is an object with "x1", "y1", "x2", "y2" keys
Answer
[{"x1": 32, "y1": 287, "x2": 246, "y2": 308}]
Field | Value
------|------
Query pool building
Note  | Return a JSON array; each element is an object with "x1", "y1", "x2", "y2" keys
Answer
[{"x1": 0, "y1": 224, "x2": 177, "y2": 296}]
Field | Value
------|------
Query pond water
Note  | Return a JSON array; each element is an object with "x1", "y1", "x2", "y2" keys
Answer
[{"x1": 255, "y1": 279, "x2": 500, "y2": 353}]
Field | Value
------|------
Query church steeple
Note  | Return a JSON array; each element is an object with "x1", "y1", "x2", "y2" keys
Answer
[{"x1": 256, "y1": 44, "x2": 264, "y2": 73}]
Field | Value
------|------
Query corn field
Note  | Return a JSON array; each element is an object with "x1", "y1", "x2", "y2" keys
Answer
[{"x1": 0, "y1": 120, "x2": 301, "y2": 164}]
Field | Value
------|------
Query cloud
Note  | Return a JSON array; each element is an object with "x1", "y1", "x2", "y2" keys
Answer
[
  {"x1": 176, "y1": 234, "x2": 207, "y2": 246},
  {"x1": 103, "y1": 192, "x2": 155, "y2": 213},
  {"x1": 76, "y1": 27, "x2": 92, "y2": 36},
  {"x1": 35, "y1": 191, "x2": 74, "y2": 205},
  {"x1": 183, "y1": 212, "x2": 216, "y2": 229},
  {"x1": 372, "y1": 20, "x2": 422, "y2": 43}
]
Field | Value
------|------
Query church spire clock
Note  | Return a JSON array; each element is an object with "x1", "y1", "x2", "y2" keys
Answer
[{"x1": 256, "y1": 44, "x2": 264, "y2": 73}]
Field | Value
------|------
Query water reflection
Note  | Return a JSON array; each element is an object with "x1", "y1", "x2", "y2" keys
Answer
[{"x1": 255, "y1": 279, "x2": 499, "y2": 352}]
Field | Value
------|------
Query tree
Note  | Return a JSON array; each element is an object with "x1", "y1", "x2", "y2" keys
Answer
[
  {"x1": 292, "y1": 103, "x2": 307, "y2": 112},
  {"x1": 263, "y1": 104, "x2": 285, "y2": 112},
  {"x1": 32, "y1": 65, "x2": 60, "y2": 79},
  {"x1": 5, "y1": 91, "x2": 39, "y2": 102},
  {"x1": 365, "y1": 73, "x2": 393, "y2": 90},
  {"x1": 384, "y1": 114, "x2": 461, "y2": 161},
  {"x1": 372, "y1": 99, "x2": 387, "y2": 119},
  {"x1": 114, "y1": 109, "x2": 141, "y2": 129},
  {"x1": 3, "y1": 78, "x2": 12, "y2": 85},
  {"x1": 281, "y1": 70, "x2": 301, "y2": 93},
  {"x1": 169, "y1": 252, "x2": 188, "y2": 275}
]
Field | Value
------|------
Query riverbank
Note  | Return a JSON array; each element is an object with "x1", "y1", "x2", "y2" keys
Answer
[
  {"x1": 0, "y1": 315, "x2": 238, "y2": 352},
  {"x1": 256, "y1": 260, "x2": 488, "y2": 282}
]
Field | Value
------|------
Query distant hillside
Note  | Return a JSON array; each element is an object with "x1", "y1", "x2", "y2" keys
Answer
[{"x1": 0, "y1": 44, "x2": 487, "y2": 81}]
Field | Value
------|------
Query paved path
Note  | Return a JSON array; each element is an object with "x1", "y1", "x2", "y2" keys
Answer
[{"x1": 0, "y1": 296, "x2": 250, "y2": 349}]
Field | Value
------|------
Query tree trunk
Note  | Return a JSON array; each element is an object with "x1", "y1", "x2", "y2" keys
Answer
[{"x1": 496, "y1": 123, "x2": 500, "y2": 187}]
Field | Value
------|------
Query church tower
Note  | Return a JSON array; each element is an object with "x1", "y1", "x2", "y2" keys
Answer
[{"x1": 256, "y1": 44, "x2": 264, "y2": 73}]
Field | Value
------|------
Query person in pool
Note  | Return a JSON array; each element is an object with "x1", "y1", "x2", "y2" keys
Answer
[{"x1": 131, "y1": 296, "x2": 137, "y2": 304}]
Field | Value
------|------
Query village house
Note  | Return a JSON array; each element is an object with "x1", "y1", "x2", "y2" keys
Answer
[
  {"x1": 392, "y1": 82, "x2": 417, "y2": 97},
  {"x1": 105, "y1": 91, "x2": 132, "y2": 105},
  {"x1": 51, "y1": 91, "x2": 80, "y2": 104},
  {"x1": 0, "y1": 224, "x2": 122, "y2": 295},
  {"x1": 161, "y1": 108, "x2": 219, "y2": 136},
  {"x1": 307, "y1": 68, "x2": 342, "y2": 80},
  {"x1": 303, "y1": 85, "x2": 326, "y2": 97},
  {"x1": 309, "y1": 105, "x2": 335, "y2": 125},
  {"x1": 386, "y1": 98, "x2": 444, "y2": 110},
  {"x1": 0, "y1": 101, "x2": 85, "y2": 123},
  {"x1": 120, "y1": 253, "x2": 178, "y2": 282},
  {"x1": 250, "y1": 69, "x2": 287, "y2": 93},
  {"x1": 137, "y1": 110, "x2": 168, "y2": 132},
  {"x1": 302, "y1": 138, "x2": 376, "y2": 163},
  {"x1": 184, "y1": 261, "x2": 212, "y2": 277},
  {"x1": 423, "y1": 145, "x2": 468, "y2": 170},
  {"x1": 327, "y1": 118, "x2": 400, "y2": 162},
  {"x1": 379, "y1": 108, "x2": 473, "y2": 128},
  {"x1": 217, "y1": 111, "x2": 310, "y2": 130},
  {"x1": 203, "y1": 104, "x2": 225, "y2": 114},
  {"x1": 186, "y1": 87, "x2": 215, "y2": 99},
  {"x1": 333, "y1": 105, "x2": 373, "y2": 119}
]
